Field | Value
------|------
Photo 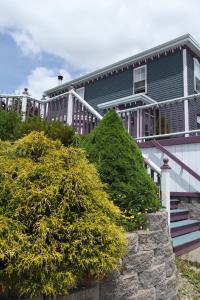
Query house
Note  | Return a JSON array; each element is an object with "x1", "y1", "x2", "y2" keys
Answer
[
  {"x1": 1, "y1": 33, "x2": 200, "y2": 254},
  {"x1": 45, "y1": 33, "x2": 200, "y2": 139}
]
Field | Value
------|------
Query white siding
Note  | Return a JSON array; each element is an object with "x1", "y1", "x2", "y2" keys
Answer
[{"x1": 142, "y1": 142, "x2": 200, "y2": 193}]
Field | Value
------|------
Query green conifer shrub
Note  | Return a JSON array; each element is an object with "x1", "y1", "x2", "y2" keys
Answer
[
  {"x1": 0, "y1": 131, "x2": 126, "y2": 299},
  {"x1": 0, "y1": 110, "x2": 21, "y2": 141},
  {"x1": 82, "y1": 110, "x2": 161, "y2": 229},
  {"x1": 14, "y1": 116, "x2": 75, "y2": 146}
]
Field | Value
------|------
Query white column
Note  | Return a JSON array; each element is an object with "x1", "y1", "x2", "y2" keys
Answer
[
  {"x1": 67, "y1": 87, "x2": 74, "y2": 126},
  {"x1": 21, "y1": 88, "x2": 28, "y2": 121},
  {"x1": 161, "y1": 158, "x2": 171, "y2": 227},
  {"x1": 183, "y1": 48, "x2": 189, "y2": 136}
]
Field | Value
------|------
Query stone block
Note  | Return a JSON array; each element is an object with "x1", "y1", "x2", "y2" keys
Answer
[
  {"x1": 165, "y1": 255, "x2": 176, "y2": 278},
  {"x1": 139, "y1": 264, "x2": 166, "y2": 289},
  {"x1": 126, "y1": 232, "x2": 138, "y2": 255},
  {"x1": 135, "y1": 287, "x2": 156, "y2": 300},
  {"x1": 125, "y1": 250, "x2": 154, "y2": 273},
  {"x1": 146, "y1": 211, "x2": 168, "y2": 231},
  {"x1": 154, "y1": 242, "x2": 173, "y2": 259},
  {"x1": 138, "y1": 230, "x2": 168, "y2": 251}
]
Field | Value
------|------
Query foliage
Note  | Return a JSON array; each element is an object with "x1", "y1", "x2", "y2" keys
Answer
[
  {"x1": 176, "y1": 258, "x2": 200, "y2": 291},
  {"x1": 82, "y1": 110, "x2": 161, "y2": 230},
  {"x1": 14, "y1": 116, "x2": 75, "y2": 146},
  {"x1": 0, "y1": 132, "x2": 126, "y2": 298},
  {"x1": 0, "y1": 110, "x2": 21, "y2": 141}
]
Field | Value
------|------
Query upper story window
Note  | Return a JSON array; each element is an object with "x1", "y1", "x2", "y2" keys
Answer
[
  {"x1": 194, "y1": 58, "x2": 200, "y2": 93},
  {"x1": 133, "y1": 65, "x2": 147, "y2": 94}
]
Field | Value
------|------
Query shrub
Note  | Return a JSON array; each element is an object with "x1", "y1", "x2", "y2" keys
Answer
[
  {"x1": 0, "y1": 132, "x2": 126, "y2": 299},
  {"x1": 82, "y1": 110, "x2": 161, "y2": 229},
  {"x1": 0, "y1": 110, "x2": 21, "y2": 141},
  {"x1": 14, "y1": 116, "x2": 75, "y2": 146}
]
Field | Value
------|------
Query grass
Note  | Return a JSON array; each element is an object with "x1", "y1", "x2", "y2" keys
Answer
[{"x1": 176, "y1": 258, "x2": 200, "y2": 291}]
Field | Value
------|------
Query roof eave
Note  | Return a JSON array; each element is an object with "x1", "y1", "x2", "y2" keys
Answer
[{"x1": 45, "y1": 34, "x2": 200, "y2": 96}]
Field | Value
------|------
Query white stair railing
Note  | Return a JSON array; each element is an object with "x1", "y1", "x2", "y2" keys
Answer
[{"x1": 143, "y1": 154, "x2": 171, "y2": 226}]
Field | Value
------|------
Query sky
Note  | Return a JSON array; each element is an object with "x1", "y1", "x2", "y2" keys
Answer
[{"x1": 1, "y1": 0, "x2": 200, "y2": 98}]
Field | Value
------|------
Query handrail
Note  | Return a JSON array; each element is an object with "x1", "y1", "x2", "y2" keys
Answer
[
  {"x1": 117, "y1": 92, "x2": 200, "y2": 114},
  {"x1": 71, "y1": 90, "x2": 103, "y2": 120},
  {"x1": 142, "y1": 153, "x2": 161, "y2": 174},
  {"x1": 136, "y1": 129, "x2": 200, "y2": 141},
  {"x1": 152, "y1": 140, "x2": 200, "y2": 182}
]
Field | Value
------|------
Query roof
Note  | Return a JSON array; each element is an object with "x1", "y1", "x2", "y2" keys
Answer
[{"x1": 45, "y1": 34, "x2": 200, "y2": 96}]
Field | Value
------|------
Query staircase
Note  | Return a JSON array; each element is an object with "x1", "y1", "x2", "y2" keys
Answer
[{"x1": 170, "y1": 198, "x2": 200, "y2": 256}]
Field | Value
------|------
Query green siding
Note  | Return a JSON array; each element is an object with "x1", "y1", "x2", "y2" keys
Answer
[
  {"x1": 84, "y1": 69, "x2": 133, "y2": 111},
  {"x1": 147, "y1": 50, "x2": 183, "y2": 101}
]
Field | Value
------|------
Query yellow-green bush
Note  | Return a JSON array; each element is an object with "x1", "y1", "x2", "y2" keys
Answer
[{"x1": 0, "y1": 132, "x2": 126, "y2": 299}]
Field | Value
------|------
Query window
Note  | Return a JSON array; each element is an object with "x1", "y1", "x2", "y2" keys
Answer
[
  {"x1": 194, "y1": 58, "x2": 200, "y2": 92},
  {"x1": 133, "y1": 65, "x2": 147, "y2": 94}
]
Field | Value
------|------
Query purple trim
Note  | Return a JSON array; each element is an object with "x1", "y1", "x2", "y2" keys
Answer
[
  {"x1": 152, "y1": 140, "x2": 200, "y2": 182},
  {"x1": 174, "y1": 240, "x2": 200, "y2": 256},
  {"x1": 171, "y1": 224, "x2": 200, "y2": 238},
  {"x1": 171, "y1": 192, "x2": 200, "y2": 198},
  {"x1": 138, "y1": 135, "x2": 200, "y2": 149},
  {"x1": 161, "y1": 157, "x2": 171, "y2": 170},
  {"x1": 170, "y1": 212, "x2": 188, "y2": 222}
]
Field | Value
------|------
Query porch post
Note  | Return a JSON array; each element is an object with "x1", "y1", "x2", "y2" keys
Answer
[
  {"x1": 161, "y1": 158, "x2": 171, "y2": 227},
  {"x1": 183, "y1": 48, "x2": 189, "y2": 136},
  {"x1": 67, "y1": 87, "x2": 74, "y2": 126},
  {"x1": 21, "y1": 88, "x2": 28, "y2": 121}
]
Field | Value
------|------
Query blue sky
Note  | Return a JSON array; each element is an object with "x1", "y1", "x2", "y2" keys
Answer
[
  {"x1": 1, "y1": 0, "x2": 200, "y2": 98},
  {"x1": 0, "y1": 32, "x2": 65, "y2": 94}
]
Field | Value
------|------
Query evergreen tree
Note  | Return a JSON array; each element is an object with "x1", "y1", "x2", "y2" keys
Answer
[
  {"x1": 83, "y1": 110, "x2": 160, "y2": 220},
  {"x1": 0, "y1": 132, "x2": 126, "y2": 299}
]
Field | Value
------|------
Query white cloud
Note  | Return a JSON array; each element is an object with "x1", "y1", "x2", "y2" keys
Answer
[
  {"x1": 16, "y1": 67, "x2": 72, "y2": 98},
  {"x1": 1, "y1": 0, "x2": 200, "y2": 72}
]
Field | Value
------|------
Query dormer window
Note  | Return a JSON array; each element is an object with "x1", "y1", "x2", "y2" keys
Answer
[
  {"x1": 194, "y1": 58, "x2": 200, "y2": 93},
  {"x1": 133, "y1": 65, "x2": 147, "y2": 94}
]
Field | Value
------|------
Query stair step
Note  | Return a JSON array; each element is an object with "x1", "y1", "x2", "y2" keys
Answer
[
  {"x1": 170, "y1": 203, "x2": 178, "y2": 209},
  {"x1": 170, "y1": 209, "x2": 189, "y2": 222},
  {"x1": 172, "y1": 231, "x2": 200, "y2": 256},
  {"x1": 170, "y1": 199, "x2": 180, "y2": 203},
  {"x1": 170, "y1": 219, "x2": 200, "y2": 237}
]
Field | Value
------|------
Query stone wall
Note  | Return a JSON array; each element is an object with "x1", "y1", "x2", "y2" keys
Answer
[
  {"x1": 177, "y1": 197, "x2": 200, "y2": 220},
  {"x1": 62, "y1": 211, "x2": 178, "y2": 300},
  {"x1": 1, "y1": 211, "x2": 178, "y2": 300}
]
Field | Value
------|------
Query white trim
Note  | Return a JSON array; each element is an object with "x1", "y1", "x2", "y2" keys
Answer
[
  {"x1": 98, "y1": 93, "x2": 156, "y2": 109},
  {"x1": 183, "y1": 49, "x2": 189, "y2": 135},
  {"x1": 71, "y1": 90, "x2": 103, "y2": 120},
  {"x1": 136, "y1": 129, "x2": 200, "y2": 141},
  {"x1": 194, "y1": 57, "x2": 200, "y2": 93},
  {"x1": 142, "y1": 154, "x2": 161, "y2": 174},
  {"x1": 117, "y1": 92, "x2": 200, "y2": 114},
  {"x1": 133, "y1": 65, "x2": 147, "y2": 95},
  {"x1": 45, "y1": 34, "x2": 200, "y2": 95}
]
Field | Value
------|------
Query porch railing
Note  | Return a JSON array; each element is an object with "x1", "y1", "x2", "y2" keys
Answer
[
  {"x1": 117, "y1": 92, "x2": 200, "y2": 141},
  {"x1": 0, "y1": 88, "x2": 103, "y2": 135}
]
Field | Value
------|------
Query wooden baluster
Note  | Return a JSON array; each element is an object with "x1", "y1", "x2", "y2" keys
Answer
[
  {"x1": 148, "y1": 108, "x2": 151, "y2": 136},
  {"x1": 159, "y1": 107, "x2": 161, "y2": 135},
  {"x1": 170, "y1": 103, "x2": 173, "y2": 133},
  {"x1": 176, "y1": 101, "x2": 179, "y2": 132},
  {"x1": 6, "y1": 97, "x2": 8, "y2": 110},
  {"x1": 164, "y1": 104, "x2": 167, "y2": 134},
  {"x1": 153, "y1": 107, "x2": 156, "y2": 135},
  {"x1": 82, "y1": 106, "x2": 85, "y2": 135}
]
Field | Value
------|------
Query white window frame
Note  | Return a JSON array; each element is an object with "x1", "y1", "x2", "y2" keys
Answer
[
  {"x1": 133, "y1": 65, "x2": 147, "y2": 95},
  {"x1": 76, "y1": 86, "x2": 85, "y2": 99},
  {"x1": 194, "y1": 58, "x2": 200, "y2": 93}
]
